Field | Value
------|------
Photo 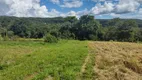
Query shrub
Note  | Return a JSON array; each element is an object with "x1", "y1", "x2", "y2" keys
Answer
[
  {"x1": 0, "y1": 35, "x2": 3, "y2": 41},
  {"x1": 3, "y1": 36, "x2": 9, "y2": 41},
  {"x1": 44, "y1": 34, "x2": 58, "y2": 43},
  {"x1": 10, "y1": 35, "x2": 20, "y2": 41},
  {"x1": 89, "y1": 34, "x2": 98, "y2": 41}
]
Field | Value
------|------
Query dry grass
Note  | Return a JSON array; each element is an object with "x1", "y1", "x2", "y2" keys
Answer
[
  {"x1": 24, "y1": 72, "x2": 38, "y2": 80},
  {"x1": 89, "y1": 41, "x2": 142, "y2": 80}
]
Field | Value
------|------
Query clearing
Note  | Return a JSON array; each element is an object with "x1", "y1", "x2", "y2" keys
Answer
[{"x1": 0, "y1": 40, "x2": 142, "y2": 80}]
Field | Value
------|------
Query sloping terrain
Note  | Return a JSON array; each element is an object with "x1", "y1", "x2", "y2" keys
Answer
[{"x1": 89, "y1": 41, "x2": 142, "y2": 80}]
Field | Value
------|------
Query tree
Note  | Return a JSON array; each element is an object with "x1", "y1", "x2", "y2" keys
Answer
[
  {"x1": 134, "y1": 28, "x2": 142, "y2": 41},
  {"x1": 64, "y1": 16, "x2": 78, "y2": 23},
  {"x1": 117, "y1": 20, "x2": 139, "y2": 42},
  {"x1": 107, "y1": 18, "x2": 122, "y2": 27},
  {"x1": 73, "y1": 15, "x2": 101, "y2": 40},
  {"x1": 103, "y1": 26, "x2": 117, "y2": 41}
]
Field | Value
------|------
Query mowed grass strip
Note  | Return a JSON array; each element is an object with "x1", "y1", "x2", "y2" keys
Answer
[
  {"x1": 0, "y1": 40, "x2": 88, "y2": 80},
  {"x1": 79, "y1": 42, "x2": 96, "y2": 80},
  {"x1": 90, "y1": 41, "x2": 142, "y2": 80}
]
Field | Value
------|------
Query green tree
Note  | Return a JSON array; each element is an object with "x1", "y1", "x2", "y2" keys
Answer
[
  {"x1": 117, "y1": 20, "x2": 139, "y2": 42},
  {"x1": 73, "y1": 15, "x2": 101, "y2": 40}
]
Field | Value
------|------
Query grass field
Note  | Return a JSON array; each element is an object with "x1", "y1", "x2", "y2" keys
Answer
[
  {"x1": 0, "y1": 40, "x2": 142, "y2": 80},
  {"x1": 0, "y1": 40, "x2": 88, "y2": 80}
]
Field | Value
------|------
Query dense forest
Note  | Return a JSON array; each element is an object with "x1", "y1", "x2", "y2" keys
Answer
[{"x1": 0, "y1": 15, "x2": 142, "y2": 42}]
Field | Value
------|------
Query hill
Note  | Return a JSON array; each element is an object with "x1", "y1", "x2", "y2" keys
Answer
[
  {"x1": 0, "y1": 15, "x2": 142, "y2": 42},
  {"x1": 97, "y1": 19, "x2": 142, "y2": 28}
]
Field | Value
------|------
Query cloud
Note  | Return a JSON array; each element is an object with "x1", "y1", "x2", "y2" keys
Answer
[
  {"x1": 92, "y1": 0, "x2": 115, "y2": 3},
  {"x1": 60, "y1": 0, "x2": 83, "y2": 8},
  {"x1": 66, "y1": 11, "x2": 77, "y2": 16},
  {"x1": 0, "y1": 0, "x2": 59, "y2": 17},
  {"x1": 50, "y1": 0, "x2": 60, "y2": 4},
  {"x1": 92, "y1": 0, "x2": 107, "y2": 2},
  {"x1": 58, "y1": 9, "x2": 90, "y2": 18},
  {"x1": 0, "y1": 2, "x2": 9, "y2": 15},
  {"x1": 77, "y1": 9, "x2": 90, "y2": 16},
  {"x1": 0, "y1": 0, "x2": 142, "y2": 19},
  {"x1": 90, "y1": 0, "x2": 140, "y2": 15},
  {"x1": 0, "y1": 0, "x2": 84, "y2": 17},
  {"x1": 115, "y1": 0, "x2": 140, "y2": 13},
  {"x1": 49, "y1": 9, "x2": 60, "y2": 17},
  {"x1": 90, "y1": 2, "x2": 114, "y2": 14}
]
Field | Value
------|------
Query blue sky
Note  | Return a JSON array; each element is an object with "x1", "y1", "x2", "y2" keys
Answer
[{"x1": 0, "y1": 0, "x2": 142, "y2": 19}]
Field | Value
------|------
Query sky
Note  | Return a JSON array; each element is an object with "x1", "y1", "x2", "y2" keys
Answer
[{"x1": 0, "y1": 0, "x2": 142, "y2": 19}]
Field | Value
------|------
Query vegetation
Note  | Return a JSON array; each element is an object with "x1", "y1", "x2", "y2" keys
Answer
[
  {"x1": 0, "y1": 15, "x2": 142, "y2": 80},
  {"x1": 0, "y1": 40, "x2": 88, "y2": 80},
  {"x1": 0, "y1": 15, "x2": 142, "y2": 42},
  {"x1": 44, "y1": 34, "x2": 58, "y2": 43},
  {"x1": 0, "y1": 35, "x2": 3, "y2": 40}
]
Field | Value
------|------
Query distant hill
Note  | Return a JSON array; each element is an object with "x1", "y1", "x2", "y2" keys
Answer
[
  {"x1": 1, "y1": 16, "x2": 142, "y2": 28},
  {"x1": 97, "y1": 19, "x2": 142, "y2": 28},
  {"x1": 0, "y1": 15, "x2": 142, "y2": 42}
]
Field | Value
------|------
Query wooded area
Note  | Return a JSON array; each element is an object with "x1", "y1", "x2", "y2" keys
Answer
[{"x1": 0, "y1": 15, "x2": 142, "y2": 42}]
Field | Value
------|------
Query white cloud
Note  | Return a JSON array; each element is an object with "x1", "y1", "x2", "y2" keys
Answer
[
  {"x1": 92, "y1": 0, "x2": 115, "y2": 3},
  {"x1": 67, "y1": 11, "x2": 77, "y2": 16},
  {"x1": 50, "y1": 0, "x2": 60, "y2": 4},
  {"x1": 92, "y1": 0, "x2": 106, "y2": 2},
  {"x1": 77, "y1": 8, "x2": 90, "y2": 16},
  {"x1": 0, "y1": 0, "x2": 59, "y2": 17},
  {"x1": 49, "y1": 9, "x2": 60, "y2": 17},
  {"x1": 91, "y1": 2, "x2": 114, "y2": 14},
  {"x1": 60, "y1": 0, "x2": 83, "y2": 8},
  {"x1": 0, "y1": 0, "x2": 142, "y2": 19},
  {"x1": 90, "y1": 0, "x2": 140, "y2": 15},
  {"x1": 59, "y1": 9, "x2": 90, "y2": 18},
  {"x1": 0, "y1": 0, "x2": 84, "y2": 17},
  {"x1": 115, "y1": 0, "x2": 140, "y2": 13},
  {"x1": 138, "y1": 8, "x2": 142, "y2": 14}
]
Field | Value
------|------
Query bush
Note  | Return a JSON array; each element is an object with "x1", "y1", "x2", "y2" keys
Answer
[
  {"x1": 0, "y1": 35, "x2": 3, "y2": 41},
  {"x1": 44, "y1": 34, "x2": 58, "y2": 43},
  {"x1": 89, "y1": 34, "x2": 98, "y2": 41},
  {"x1": 3, "y1": 36, "x2": 9, "y2": 41},
  {"x1": 10, "y1": 35, "x2": 20, "y2": 41}
]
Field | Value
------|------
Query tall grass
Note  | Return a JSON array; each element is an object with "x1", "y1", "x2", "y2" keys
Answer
[{"x1": 0, "y1": 40, "x2": 88, "y2": 80}]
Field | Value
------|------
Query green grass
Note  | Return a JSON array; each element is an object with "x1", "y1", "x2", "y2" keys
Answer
[
  {"x1": 0, "y1": 40, "x2": 88, "y2": 80},
  {"x1": 80, "y1": 42, "x2": 96, "y2": 80}
]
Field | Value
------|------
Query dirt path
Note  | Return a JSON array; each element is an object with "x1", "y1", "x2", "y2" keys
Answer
[{"x1": 90, "y1": 41, "x2": 142, "y2": 80}]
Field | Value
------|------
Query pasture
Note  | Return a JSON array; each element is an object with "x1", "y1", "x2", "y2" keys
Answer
[
  {"x1": 0, "y1": 40, "x2": 142, "y2": 80},
  {"x1": 0, "y1": 40, "x2": 88, "y2": 80}
]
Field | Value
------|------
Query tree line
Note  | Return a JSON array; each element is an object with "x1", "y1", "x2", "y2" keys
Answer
[{"x1": 0, "y1": 15, "x2": 142, "y2": 42}]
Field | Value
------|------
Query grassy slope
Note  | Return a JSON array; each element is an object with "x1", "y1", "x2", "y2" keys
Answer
[
  {"x1": 89, "y1": 41, "x2": 142, "y2": 80},
  {"x1": 0, "y1": 40, "x2": 88, "y2": 80}
]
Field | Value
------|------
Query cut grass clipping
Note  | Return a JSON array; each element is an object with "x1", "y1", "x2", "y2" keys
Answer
[{"x1": 91, "y1": 41, "x2": 142, "y2": 80}]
